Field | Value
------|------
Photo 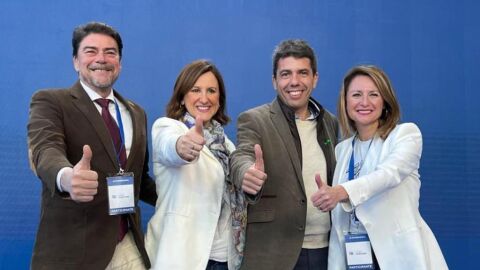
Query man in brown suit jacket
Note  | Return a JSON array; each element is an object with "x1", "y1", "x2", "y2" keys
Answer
[
  {"x1": 230, "y1": 40, "x2": 339, "y2": 270},
  {"x1": 27, "y1": 22, "x2": 157, "y2": 269}
]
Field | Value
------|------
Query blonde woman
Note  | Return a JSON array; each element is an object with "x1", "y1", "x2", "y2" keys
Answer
[{"x1": 311, "y1": 65, "x2": 448, "y2": 269}]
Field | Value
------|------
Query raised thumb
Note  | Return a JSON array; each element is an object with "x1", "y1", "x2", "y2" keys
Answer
[
  {"x1": 254, "y1": 144, "x2": 264, "y2": 171},
  {"x1": 76, "y1": 145, "x2": 92, "y2": 170},
  {"x1": 315, "y1": 173, "x2": 324, "y2": 189},
  {"x1": 194, "y1": 115, "x2": 204, "y2": 136}
]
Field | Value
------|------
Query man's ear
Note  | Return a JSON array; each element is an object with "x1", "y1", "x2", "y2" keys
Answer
[
  {"x1": 272, "y1": 75, "x2": 277, "y2": 90},
  {"x1": 73, "y1": 56, "x2": 79, "y2": 72},
  {"x1": 313, "y1": 72, "x2": 319, "y2": 88}
]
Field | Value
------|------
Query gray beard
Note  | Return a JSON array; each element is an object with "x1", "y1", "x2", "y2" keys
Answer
[
  {"x1": 81, "y1": 76, "x2": 118, "y2": 95},
  {"x1": 91, "y1": 77, "x2": 116, "y2": 90}
]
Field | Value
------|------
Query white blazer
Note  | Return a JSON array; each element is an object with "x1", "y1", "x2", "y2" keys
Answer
[
  {"x1": 328, "y1": 123, "x2": 448, "y2": 270},
  {"x1": 144, "y1": 117, "x2": 235, "y2": 270}
]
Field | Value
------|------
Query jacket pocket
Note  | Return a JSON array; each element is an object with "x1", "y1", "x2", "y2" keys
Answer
[
  {"x1": 248, "y1": 209, "x2": 275, "y2": 223},
  {"x1": 247, "y1": 195, "x2": 277, "y2": 223}
]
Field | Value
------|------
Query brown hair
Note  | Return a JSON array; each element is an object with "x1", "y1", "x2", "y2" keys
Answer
[
  {"x1": 166, "y1": 59, "x2": 230, "y2": 125},
  {"x1": 337, "y1": 65, "x2": 400, "y2": 139}
]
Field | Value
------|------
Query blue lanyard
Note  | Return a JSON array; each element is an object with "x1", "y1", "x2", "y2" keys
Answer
[
  {"x1": 113, "y1": 99, "x2": 126, "y2": 169},
  {"x1": 348, "y1": 136, "x2": 373, "y2": 180},
  {"x1": 348, "y1": 136, "x2": 373, "y2": 225}
]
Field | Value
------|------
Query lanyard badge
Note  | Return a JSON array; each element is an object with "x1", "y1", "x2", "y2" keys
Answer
[
  {"x1": 107, "y1": 172, "x2": 135, "y2": 215},
  {"x1": 344, "y1": 234, "x2": 374, "y2": 269},
  {"x1": 344, "y1": 211, "x2": 374, "y2": 269},
  {"x1": 105, "y1": 99, "x2": 135, "y2": 215},
  {"x1": 344, "y1": 136, "x2": 375, "y2": 269}
]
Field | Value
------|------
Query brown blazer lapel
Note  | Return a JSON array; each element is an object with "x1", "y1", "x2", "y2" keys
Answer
[
  {"x1": 269, "y1": 100, "x2": 305, "y2": 193},
  {"x1": 70, "y1": 81, "x2": 120, "y2": 169}
]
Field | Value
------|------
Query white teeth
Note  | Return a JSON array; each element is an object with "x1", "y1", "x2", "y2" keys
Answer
[
  {"x1": 197, "y1": 106, "x2": 210, "y2": 111},
  {"x1": 289, "y1": 90, "x2": 302, "y2": 97},
  {"x1": 357, "y1": 110, "x2": 372, "y2": 114}
]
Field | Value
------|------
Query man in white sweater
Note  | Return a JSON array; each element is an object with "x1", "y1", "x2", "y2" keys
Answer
[{"x1": 230, "y1": 39, "x2": 339, "y2": 270}]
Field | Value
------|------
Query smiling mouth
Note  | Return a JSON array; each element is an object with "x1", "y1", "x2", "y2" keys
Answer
[
  {"x1": 90, "y1": 68, "x2": 112, "y2": 72},
  {"x1": 196, "y1": 106, "x2": 211, "y2": 112},
  {"x1": 89, "y1": 65, "x2": 114, "y2": 72},
  {"x1": 287, "y1": 89, "x2": 304, "y2": 98},
  {"x1": 356, "y1": 109, "x2": 373, "y2": 115}
]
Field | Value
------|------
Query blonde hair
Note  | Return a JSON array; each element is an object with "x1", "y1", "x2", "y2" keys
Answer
[{"x1": 337, "y1": 65, "x2": 400, "y2": 139}]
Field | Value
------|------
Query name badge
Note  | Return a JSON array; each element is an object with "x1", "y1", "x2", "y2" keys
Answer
[
  {"x1": 345, "y1": 233, "x2": 374, "y2": 269},
  {"x1": 107, "y1": 173, "x2": 135, "y2": 215}
]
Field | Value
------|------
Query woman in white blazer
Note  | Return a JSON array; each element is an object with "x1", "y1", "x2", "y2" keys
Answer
[
  {"x1": 311, "y1": 65, "x2": 447, "y2": 269},
  {"x1": 145, "y1": 60, "x2": 246, "y2": 270}
]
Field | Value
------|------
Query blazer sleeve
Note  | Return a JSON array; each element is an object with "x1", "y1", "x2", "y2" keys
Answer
[
  {"x1": 151, "y1": 117, "x2": 190, "y2": 167},
  {"x1": 229, "y1": 110, "x2": 264, "y2": 203},
  {"x1": 27, "y1": 90, "x2": 72, "y2": 197},
  {"x1": 340, "y1": 123, "x2": 423, "y2": 209}
]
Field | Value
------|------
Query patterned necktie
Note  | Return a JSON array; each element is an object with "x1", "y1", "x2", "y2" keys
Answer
[{"x1": 95, "y1": 98, "x2": 128, "y2": 241}]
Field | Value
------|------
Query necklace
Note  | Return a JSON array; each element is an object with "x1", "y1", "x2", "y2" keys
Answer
[
  {"x1": 349, "y1": 135, "x2": 374, "y2": 180},
  {"x1": 357, "y1": 138, "x2": 372, "y2": 176}
]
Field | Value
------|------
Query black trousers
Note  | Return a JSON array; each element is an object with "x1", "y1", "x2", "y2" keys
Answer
[
  {"x1": 206, "y1": 260, "x2": 228, "y2": 270},
  {"x1": 293, "y1": 247, "x2": 328, "y2": 270},
  {"x1": 373, "y1": 250, "x2": 380, "y2": 269},
  {"x1": 293, "y1": 247, "x2": 379, "y2": 270}
]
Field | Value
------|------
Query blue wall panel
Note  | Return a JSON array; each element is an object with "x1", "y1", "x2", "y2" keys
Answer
[{"x1": 0, "y1": 0, "x2": 477, "y2": 268}]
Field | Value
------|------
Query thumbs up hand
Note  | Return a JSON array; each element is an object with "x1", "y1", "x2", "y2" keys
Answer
[
  {"x1": 61, "y1": 145, "x2": 99, "y2": 202},
  {"x1": 176, "y1": 116, "x2": 206, "y2": 162},
  {"x1": 311, "y1": 173, "x2": 348, "y2": 212},
  {"x1": 242, "y1": 144, "x2": 267, "y2": 195}
]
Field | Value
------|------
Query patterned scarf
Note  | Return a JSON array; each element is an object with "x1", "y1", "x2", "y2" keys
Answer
[
  {"x1": 183, "y1": 112, "x2": 229, "y2": 174},
  {"x1": 183, "y1": 113, "x2": 247, "y2": 269}
]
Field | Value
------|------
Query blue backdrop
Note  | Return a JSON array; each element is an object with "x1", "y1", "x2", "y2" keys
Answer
[{"x1": 0, "y1": 0, "x2": 478, "y2": 268}]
